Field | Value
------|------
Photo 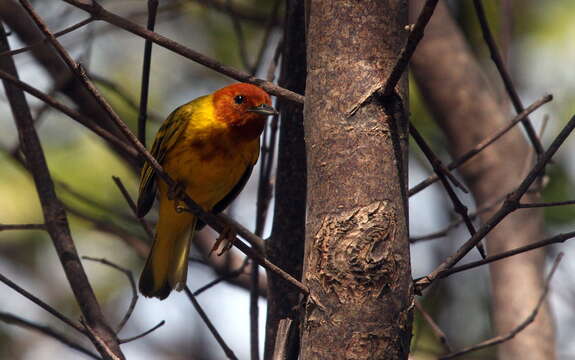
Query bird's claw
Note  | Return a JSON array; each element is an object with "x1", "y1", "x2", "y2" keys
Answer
[
  {"x1": 209, "y1": 226, "x2": 237, "y2": 256},
  {"x1": 168, "y1": 181, "x2": 187, "y2": 212}
]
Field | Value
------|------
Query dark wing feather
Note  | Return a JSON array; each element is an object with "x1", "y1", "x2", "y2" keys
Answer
[
  {"x1": 136, "y1": 106, "x2": 190, "y2": 217},
  {"x1": 196, "y1": 164, "x2": 255, "y2": 230}
]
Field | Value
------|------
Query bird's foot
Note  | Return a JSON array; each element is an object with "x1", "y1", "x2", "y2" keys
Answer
[
  {"x1": 209, "y1": 226, "x2": 237, "y2": 256},
  {"x1": 168, "y1": 181, "x2": 187, "y2": 213}
]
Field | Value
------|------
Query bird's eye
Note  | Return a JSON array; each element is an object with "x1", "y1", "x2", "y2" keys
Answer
[{"x1": 234, "y1": 95, "x2": 245, "y2": 104}]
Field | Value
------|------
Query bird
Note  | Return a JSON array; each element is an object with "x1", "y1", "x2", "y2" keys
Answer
[{"x1": 136, "y1": 83, "x2": 277, "y2": 300}]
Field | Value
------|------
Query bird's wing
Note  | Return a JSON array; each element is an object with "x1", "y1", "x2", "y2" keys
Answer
[{"x1": 137, "y1": 107, "x2": 190, "y2": 217}]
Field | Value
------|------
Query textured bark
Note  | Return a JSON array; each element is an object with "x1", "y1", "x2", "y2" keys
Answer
[
  {"x1": 264, "y1": 1, "x2": 307, "y2": 358},
  {"x1": 300, "y1": 2, "x2": 413, "y2": 359},
  {"x1": 410, "y1": 1, "x2": 555, "y2": 359}
]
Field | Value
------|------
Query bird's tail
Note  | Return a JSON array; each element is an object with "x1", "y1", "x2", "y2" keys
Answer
[{"x1": 139, "y1": 197, "x2": 197, "y2": 300}]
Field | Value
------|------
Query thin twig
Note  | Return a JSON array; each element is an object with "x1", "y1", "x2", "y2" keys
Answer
[
  {"x1": 250, "y1": 0, "x2": 281, "y2": 75},
  {"x1": 61, "y1": 0, "x2": 304, "y2": 104},
  {"x1": 410, "y1": 123, "x2": 485, "y2": 258},
  {"x1": 0, "y1": 312, "x2": 101, "y2": 359},
  {"x1": 439, "y1": 253, "x2": 563, "y2": 359},
  {"x1": 0, "y1": 69, "x2": 138, "y2": 159},
  {"x1": 409, "y1": 94, "x2": 552, "y2": 196},
  {"x1": 0, "y1": 16, "x2": 94, "y2": 58},
  {"x1": 56, "y1": 180, "x2": 135, "y2": 223},
  {"x1": 415, "y1": 114, "x2": 575, "y2": 293},
  {"x1": 137, "y1": 0, "x2": 159, "y2": 147},
  {"x1": 519, "y1": 199, "x2": 575, "y2": 208},
  {"x1": 410, "y1": 195, "x2": 502, "y2": 242},
  {"x1": 0, "y1": 11, "x2": 123, "y2": 357},
  {"x1": 429, "y1": 231, "x2": 575, "y2": 280},
  {"x1": 112, "y1": 176, "x2": 155, "y2": 239},
  {"x1": 91, "y1": 74, "x2": 163, "y2": 123},
  {"x1": 119, "y1": 320, "x2": 165, "y2": 344},
  {"x1": 472, "y1": 0, "x2": 543, "y2": 156},
  {"x1": 184, "y1": 286, "x2": 239, "y2": 360},
  {"x1": 81, "y1": 256, "x2": 138, "y2": 333},
  {"x1": 0, "y1": 272, "x2": 84, "y2": 333},
  {"x1": 226, "y1": 0, "x2": 251, "y2": 72},
  {"x1": 192, "y1": 258, "x2": 250, "y2": 296},
  {"x1": 0, "y1": 223, "x2": 45, "y2": 231},
  {"x1": 381, "y1": 0, "x2": 439, "y2": 96},
  {"x1": 415, "y1": 300, "x2": 452, "y2": 352}
]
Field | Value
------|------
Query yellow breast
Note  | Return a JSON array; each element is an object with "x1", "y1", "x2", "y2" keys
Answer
[{"x1": 160, "y1": 95, "x2": 260, "y2": 210}]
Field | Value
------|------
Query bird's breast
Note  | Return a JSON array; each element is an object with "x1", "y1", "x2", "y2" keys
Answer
[{"x1": 162, "y1": 133, "x2": 258, "y2": 210}]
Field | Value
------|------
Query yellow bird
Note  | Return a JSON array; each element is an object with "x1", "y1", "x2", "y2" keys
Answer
[{"x1": 137, "y1": 83, "x2": 277, "y2": 299}]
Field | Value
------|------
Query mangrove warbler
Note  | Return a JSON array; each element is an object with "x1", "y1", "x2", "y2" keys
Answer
[{"x1": 137, "y1": 83, "x2": 276, "y2": 299}]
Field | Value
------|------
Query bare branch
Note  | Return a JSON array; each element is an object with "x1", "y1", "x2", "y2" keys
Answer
[
  {"x1": 81, "y1": 256, "x2": 138, "y2": 333},
  {"x1": 409, "y1": 94, "x2": 553, "y2": 196},
  {"x1": 439, "y1": 253, "x2": 564, "y2": 359},
  {"x1": 119, "y1": 320, "x2": 165, "y2": 344},
  {"x1": 414, "y1": 300, "x2": 452, "y2": 353},
  {"x1": 410, "y1": 123, "x2": 485, "y2": 258},
  {"x1": 137, "y1": 0, "x2": 158, "y2": 147},
  {"x1": 472, "y1": 0, "x2": 543, "y2": 156},
  {"x1": 416, "y1": 114, "x2": 575, "y2": 293},
  {"x1": 0, "y1": 223, "x2": 45, "y2": 231},
  {"x1": 184, "y1": 286, "x2": 239, "y2": 360},
  {"x1": 0, "y1": 312, "x2": 101, "y2": 359},
  {"x1": 62, "y1": 0, "x2": 304, "y2": 104},
  {"x1": 0, "y1": 272, "x2": 84, "y2": 333},
  {"x1": 0, "y1": 12, "x2": 123, "y2": 357},
  {"x1": 381, "y1": 0, "x2": 439, "y2": 96}
]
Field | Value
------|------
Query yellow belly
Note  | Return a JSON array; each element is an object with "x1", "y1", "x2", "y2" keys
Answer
[{"x1": 161, "y1": 134, "x2": 258, "y2": 210}]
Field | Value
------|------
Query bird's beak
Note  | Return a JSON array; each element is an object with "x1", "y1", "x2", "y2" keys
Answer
[{"x1": 248, "y1": 104, "x2": 278, "y2": 116}]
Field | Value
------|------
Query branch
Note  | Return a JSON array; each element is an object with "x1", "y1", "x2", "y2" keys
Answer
[
  {"x1": 429, "y1": 230, "x2": 575, "y2": 280},
  {"x1": 0, "y1": 312, "x2": 101, "y2": 359},
  {"x1": 184, "y1": 287, "x2": 239, "y2": 360},
  {"x1": 381, "y1": 0, "x2": 439, "y2": 96},
  {"x1": 81, "y1": 256, "x2": 138, "y2": 333},
  {"x1": 472, "y1": 0, "x2": 543, "y2": 156},
  {"x1": 137, "y1": 0, "x2": 158, "y2": 147},
  {"x1": 416, "y1": 113, "x2": 575, "y2": 293},
  {"x1": 61, "y1": 0, "x2": 304, "y2": 104},
  {"x1": 0, "y1": 223, "x2": 45, "y2": 231},
  {"x1": 0, "y1": 13, "x2": 123, "y2": 358},
  {"x1": 119, "y1": 320, "x2": 165, "y2": 344},
  {"x1": 439, "y1": 253, "x2": 563, "y2": 359},
  {"x1": 414, "y1": 300, "x2": 452, "y2": 353},
  {"x1": 410, "y1": 123, "x2": 486, "y2": 258},
  {"x1": 409, "y1": 94, "x2": 552, "y2": 196},
  {"x1": 0, "y1": 272, "x2": 84, "y2": 333}
]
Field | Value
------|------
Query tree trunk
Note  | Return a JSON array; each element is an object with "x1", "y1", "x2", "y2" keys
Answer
[
  {"x1": 264, "y1": 0, "x2": 307, "y2": 358},
  {"x1": 410, "y1": 1, "x2": 555, "y2": 359},
  {"x1": 300, "y1": 1, "x2": 413, "y2": 359}
]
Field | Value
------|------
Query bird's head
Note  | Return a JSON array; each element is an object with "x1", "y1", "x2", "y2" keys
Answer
[{"x1": 213, "y1": 83, "x2": 277, "y2": 141}]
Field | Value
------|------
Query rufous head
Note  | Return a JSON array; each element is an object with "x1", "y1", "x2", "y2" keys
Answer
[{"x1": 212, "y1": 83, "x2": 277, "y2": 141}]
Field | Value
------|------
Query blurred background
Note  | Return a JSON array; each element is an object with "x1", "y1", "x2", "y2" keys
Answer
[{"x1": 0, "y1": 0, "x2": 574, "y2": 359}]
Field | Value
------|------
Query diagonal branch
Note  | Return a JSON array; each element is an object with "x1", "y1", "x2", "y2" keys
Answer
[
  {"x1": 61, "y1": 0, "x2": 304, "y2": 104},
  {"x1": 472, "y1": 0, "x2": 543, "y2": 156},
  {"x1": 0, "y1": 312, "x2": 101, "y2": 359},
  {"x1": 439, "y1": 253, "x2": 563, "y2": 359},
  {"x1": 416, "y1": 114, "x2": 575, "y2": 293},
  {"x1": 409, "y1": 94, "x2": 552, "y2": 196},
  {"x1": 0, "y1": 16, "x2": 123, "y2": 359}
]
